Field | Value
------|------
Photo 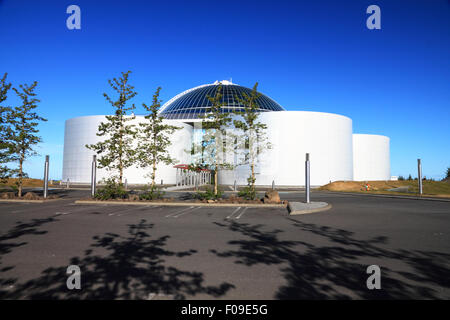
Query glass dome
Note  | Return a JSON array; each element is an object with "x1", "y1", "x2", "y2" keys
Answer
[{"x1": 159, "y1": 80, "x2": 285, "y2": 120}]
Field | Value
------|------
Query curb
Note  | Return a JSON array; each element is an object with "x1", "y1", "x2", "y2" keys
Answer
[
  {"x1": 74, "y1": 200, "x2": 287, "y2": 208},
  {"x1": 288, "y1": 202, "x2": 332, "y2": 215},
  {"x1": 0, "y1": 199, "x2": 61, "y2": 203}
]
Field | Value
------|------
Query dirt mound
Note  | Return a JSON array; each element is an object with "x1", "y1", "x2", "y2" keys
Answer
[
  {"x1": 23, "y1": 192, "x2": 40, "y2": 200},
  {"x1": 1, "y1": 192, "x2": 16, "y2": 199},
  {"x1": 262, "y1": 190, "x2": 281, "y2": 203},
  {"x1": 0, "y1": 178, "x2": 58, "y2": 187},
  {"x1": 320, "y1": 180, "x2": 409, "y2": 192},
  {"x1": 319, "y1": 180, "x2": 450, "y2": 198}
]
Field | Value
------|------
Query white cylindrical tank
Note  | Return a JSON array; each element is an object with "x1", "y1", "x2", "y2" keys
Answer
[
  {"x1": 219, "y1": 111, "x2": 354, "y2": 186},
  {"x1": 62, "y1": 115, "x2": 192, "y2": 184},
  {"x1": 352, "y1": 134, "x2": 390, "y2": 181}
]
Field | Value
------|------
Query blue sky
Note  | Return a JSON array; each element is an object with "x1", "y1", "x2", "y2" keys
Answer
[{"x1": 0, "y1": 0, "x2": 449, "y2": 180}]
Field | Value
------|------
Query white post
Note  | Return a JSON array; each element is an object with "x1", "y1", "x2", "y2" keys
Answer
[
  {"x1": 195, "y1": 173, "x2": 198, "y2": 190},
  {"x1": 418, "y1": 159, "x2": 423, "y2": 195},
  {"x1": 91, "y1": 155, "x2": 97, "y2": 197},
  {"x1": 305, "y1": 153, "x2": 310, "y2": 203},
  {"x1": 43, "y1": 155, "x2": 49, "y2": 199}
]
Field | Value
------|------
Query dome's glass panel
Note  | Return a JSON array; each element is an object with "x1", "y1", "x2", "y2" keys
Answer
[{"x1": 159, "y1": 83, "x2": 284, "y2": 120}]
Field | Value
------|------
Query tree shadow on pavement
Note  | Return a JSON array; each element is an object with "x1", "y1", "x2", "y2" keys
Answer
[
  {"x1": 1, "y1": 219, "x2": 234, "y2": 299},
  {"x1": 211, "y1": 220, "x2": 450, "y2": 299},
  {"x1": 0, "y1": 217, "x2": 57, "y2": 295}
]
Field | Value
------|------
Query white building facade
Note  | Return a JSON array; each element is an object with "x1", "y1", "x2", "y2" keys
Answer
[
  {"x1": 62, "y1": 81, "x2": 390, "y2": 186},
  {"x1": 62, "y1": 116, "x2": 192, "y2": 184}
]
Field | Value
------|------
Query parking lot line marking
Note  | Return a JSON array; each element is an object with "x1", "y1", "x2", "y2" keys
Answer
[
  {"x1": 165, "y1": 206, "x2": 195, "y2": 218},
  {"x1": 53, "y1": 205, "x2": 129, "y2": 217},
  {"x1": 142, "y1": 205, "x2": 162, "y2": 210},
  {"x1": 116, "y1": 205, "x2": 162, "y2": 216},
  {"x1": 226, "y1": 207, "x2": 241, "y2": 219},
  {"x1": 235, "y1": 207, "x2": 248, "y2": 219},
  {"x1": 10, "y1": 210, "x2": 27, "y2": 214},
  {"x1": 172, "y1": 206, "x2": 200, "y2": 218},
  {"x1": 116, "y1": 207, "x2": 146, "y2": 216},
  {"x1": 54, "y1": 205, "x2": 102, "y2": 216},
  {"x1": 108, "y1": 207, "x2": 136, "y2": 216}
]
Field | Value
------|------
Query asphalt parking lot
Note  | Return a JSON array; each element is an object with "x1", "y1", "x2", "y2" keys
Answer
[{"x1": 0, "y1": 190, "x2": 449, "y2": 299}]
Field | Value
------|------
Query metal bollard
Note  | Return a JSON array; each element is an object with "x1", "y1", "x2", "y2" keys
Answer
[
  {"x1": 417, "y1": 159, "x2": 423, "y2": 195},
  {"x1": 43, "y1": 155, "x2": 49, "y2": 199},
  {"x1": 91, "y1": 155, "x2": 97, "y2": 197},
  {"x1": 305, "y1": 153, "x2": 310, "y2": 203},
  {"x1": 234, "y1": 180, "x2": 237, "y2": 191}
]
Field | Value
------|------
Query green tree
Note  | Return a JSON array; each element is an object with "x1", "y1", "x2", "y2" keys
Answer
[
  {"x1": 233, "y1": 82, "x2": 272, "y2": 199},
  {"x1": 197, "y1": 84, "x2": 235, "y2": 196},
  {"x1": 445, "y1": 167, "x2": 450, "y2": 180},
  {"x1": 137, "y1": 87, "x2": 181, "y2": 188},
  {"x1": 6, "y1": 81, "x2": 47, "y2": 196},
  {"x1": 86, "y1": 71, "x2": 138, "y2": 184},
  {"x1": 0, "y1": 73, "x2": 12, "y2": 182}
]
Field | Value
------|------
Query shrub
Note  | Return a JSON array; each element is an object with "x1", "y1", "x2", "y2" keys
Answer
[
  {"x1": 140, "y1": 184, "x2": 164, "y2": 200},
  {"x1": 238, "y1": 186, "x2": 256, "y2": 200},
  {"x1": 95, "y1": 178, "x2": 127, "y2": 200},
  {"x1": 195, "y1": 187, "x2": 222, "y2": 200},
  {"x1": 398, "y1": 176, "x2": 405, "y2": 181},
  {"x1": 10, "y1": 184, "x2": 18, "y2": 194},
  {"x1": 238, "y1": 176, "x2": 257, "y2": 200}
]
